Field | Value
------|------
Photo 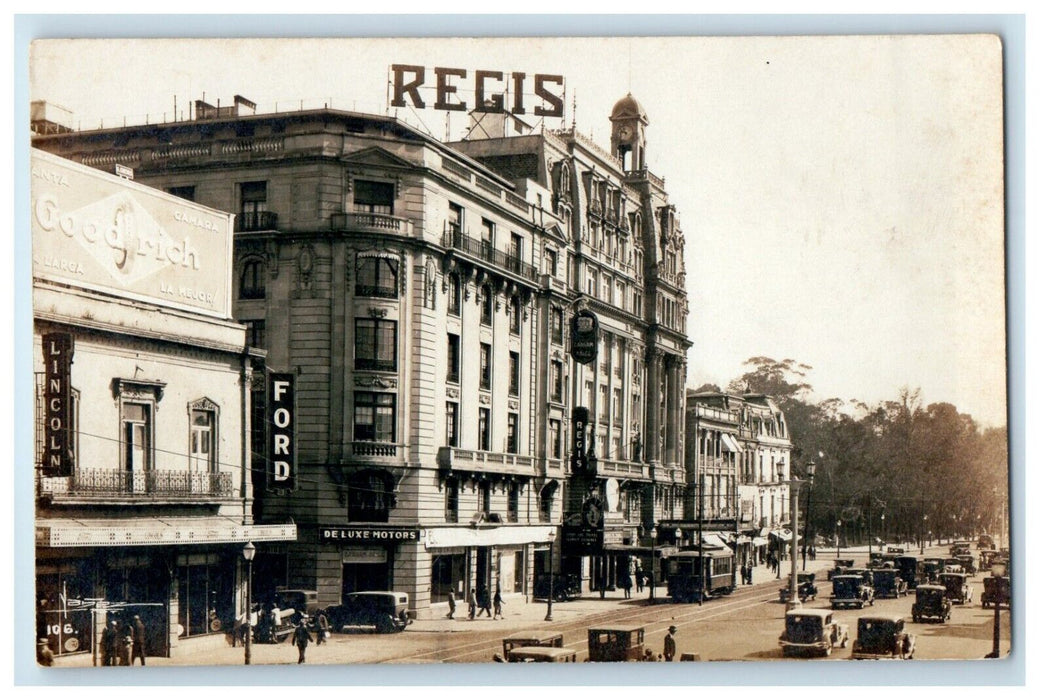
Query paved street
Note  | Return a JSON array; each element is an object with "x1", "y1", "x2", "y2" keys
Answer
[{"x1": 52, "y1": 543, "x2": 1009, "y2": 667}]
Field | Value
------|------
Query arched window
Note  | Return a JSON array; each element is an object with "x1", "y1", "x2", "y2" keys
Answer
[
  {"x1": 539, "y1": 481, "x2": 558, "y2": 523},
  {"x1": 356, "y1": 256, "x2": 399, "y2": 298},
  {"x1": 346, "y1": 469, "x2": 394, "y2": 523},
  {"x1": 239, "y1": 260, "x2": 265, "y2": 299}
]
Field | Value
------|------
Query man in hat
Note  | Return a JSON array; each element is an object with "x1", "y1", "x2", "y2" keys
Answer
[
  {"x1": 663, "y1": 625, "x2": 677, "y2": 662},
  {"x1": 291, "y1": 617, "x2": 313, "y2": 664},
  {"x1": 103, "y1": 619, "x2": 122, "y2": 666},
  {"x1": 131, "y1": 614, "x2": 147, "y2": 665}
]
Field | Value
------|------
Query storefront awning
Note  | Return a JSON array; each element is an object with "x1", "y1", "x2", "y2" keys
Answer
[
  {"x1": 751, "y1": 536, "x2": 769, "y2": 546},
  {"x1": 35, "y1": 516, "x2": 298, "y2": 548},
  {"x1": 701, "y1": 533, "x2": 731, "y2": 550},
  {"x1": 424, "y1": 525, "x2": 556, "y2": 549},
  {"x1": 720, "y1": 434, "x2": 741, "y2": 453},
  {"x1": 769, "y1": 529, "x2": 802, "y2": 542}
]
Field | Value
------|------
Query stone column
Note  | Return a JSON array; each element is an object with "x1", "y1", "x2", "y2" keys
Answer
[{"x1": 645, "y1": 347, "x2": 664, "y2": 466}]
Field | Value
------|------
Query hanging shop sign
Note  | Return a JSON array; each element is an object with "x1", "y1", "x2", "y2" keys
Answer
[
  {"x1": 267, "y1": 373, "x2": 296, "y2": 491},
  {"x1": 390, "y1": 65, "x2": 564, "y2": 117},
  {"x1": 569, "y1": 310, "x2": 599, "y2": 365},
  {"x1": 41, "y1": 332, "x2": 74, "y2": 477},
  {"x1": 321, "y1": 526, "x2": 421, "y2": 543}
]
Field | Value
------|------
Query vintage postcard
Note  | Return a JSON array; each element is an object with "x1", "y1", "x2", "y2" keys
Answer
[{"x1": 27, "y1": 34, "x2": 1009, "y2": 670}]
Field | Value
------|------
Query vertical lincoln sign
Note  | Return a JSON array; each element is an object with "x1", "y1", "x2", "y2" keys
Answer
[
  {"x1": 42, "y1": 333, "x2": 74, "y2": 477},
  {"x1": 267, "y1": 373, "x2": 296, "y2": 491}
]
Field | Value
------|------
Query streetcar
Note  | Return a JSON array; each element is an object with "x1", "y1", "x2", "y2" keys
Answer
[{"x1": 665, "y1": 549, "x2": 736, "y2": 603}]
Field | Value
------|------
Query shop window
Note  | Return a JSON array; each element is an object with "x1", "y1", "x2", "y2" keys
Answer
[
  {"x1": 176, "y1": 553, "x2": 234, "y2": 639},
  {"x1": 356, "y1": 256, "x2": 399, "y2": 299},
  {"x1": 353, "y1": 392, "x2": 396, "y2": 443},
  {"x1": 239, "y1": 260, "x2": 266, "y2": 299},
  {"x1": 431, "y1": 553, "x2": 465, "y2": 600},
  {"x1": 347, "y1": 469, "x2": 394, "y2": 523},
  {"x1": 355, "y1": 319, "x2": 397, "y2": 371},
  {"x1": 353, "y1": 180, "x2": 395, "y2": 215},
  {"x1": 447, "y1": 273, "x2": 462, "y2": 316},
  {"x1": 513, "y1": 551, "x2": 524, "y2": 593},
  {"x1": 445, "y1": 478, "x2": 460, "y2": 523},
  {"x1": 447, "y1": 334, "x2": 461, "y2": 384}
]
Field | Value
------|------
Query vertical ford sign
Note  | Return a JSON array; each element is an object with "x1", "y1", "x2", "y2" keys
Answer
[
  {"x1": 267, "y1": 373, "x2": 296, "y2": 491},
  {"x1": 42, "y1": 333, "x2": 74, "y2": 477}
]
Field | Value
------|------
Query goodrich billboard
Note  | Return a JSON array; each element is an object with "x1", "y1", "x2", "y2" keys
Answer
[{"x1": 31, "y1": 148, "x2": 234, "y2": 318}]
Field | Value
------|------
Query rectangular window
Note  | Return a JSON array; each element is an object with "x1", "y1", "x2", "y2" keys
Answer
[
  {"x1": 447, "y1": 274, "x2": 462, "y2": 317},
  {"x1": 480, "y1": 343, "x2": 492, "y2": 390},
  {"x1": 509, "y1": 297, "x2": 521, "y2": 335},
  {"x1": 445, "y1": 479, "x2": 460, "y2": 523},
  {"x1": 355, "y1": 319, "x2": 397, "y2": 371},
  {"x1": 549, "y1": 419, "x2": 562, "y2": 459},
  {"x1": 445, "y1": 402, "x2": 459, "y2": 447},
  {"x1": 613, "y1": 388, "x2": 623, "y2": 425},
  {"x1": 508, "y1": 483, "x2": 519, "y2": 523},
  {"x1": 550, "y1": 360, "x2": 564, "y2": 403},
  {"x1": 165, "y1": 185, "x2": 195, "y2": 201},
  {"x1": 601, "y1": 275, "x2": 611, "y2": 302},
  {"x1": 480, "y1": 286, "x2": 493, "y2": 326},
  {"x1": 600, "y1": 385, "x2": 609, "y2": 418},
  {"x1": 480, "y1": 482, "x2": 492, "y2": 513},
  {"x1": 551, "y1": 307, "x2": 564, "y2": 346},
  {"x1": 355, "y1": 257, "x2": 399, "y2": 298},
  {"x1": 509, "y1": 351, "x2": 520, "y2": 397},
  {"x1": 244, "y1": 319, "x2": 266, "y2": 349},
  {"x1": 240, "y1": 181, "x2": 267, "y2": 214},
  {"x1": 121, "y1": 402, "x2": 152, "y2": 488},
  {"x1": 481, "y1": 219, "x2": 495, "y2": 252},
  {"x1": 353, "y1": 180, "x2": 394, "y2": 215},
  {"x1": 448, "y1": 202, "x2": 464, "y2": 234},
  {"x1": 431, "y1": 553, "x2": 465, "y2": 599},
  {"x1": 587, "y1": 267, "x2": 597, "y2": 296},
  {"x1": 447, "y1": 334, "x2": 461, "y2": 384},
  {"x1": 507, "y1": 413, "x2": 519, "y2": 454},
  {"x1": 353, "y1": 392, "x2": 396, "y2": 442},
  {"x1": 189, "y1": 409, "x2": 216, "y2": 474},
  {"x1": 478, "y1": 408, "x2": 490, "y2": 451},
  {"x1": 544, "y1": 248, "x2": 558, "y2": 277}
]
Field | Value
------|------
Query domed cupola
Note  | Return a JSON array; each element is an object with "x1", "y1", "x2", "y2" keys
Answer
[{"x1": 609, "y1": 92, "x2": 648, "y2": 171}]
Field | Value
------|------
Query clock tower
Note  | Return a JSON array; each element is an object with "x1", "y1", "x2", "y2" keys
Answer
[{"x1": 609, "y1": 92, "x2": 649, "y2": 171}]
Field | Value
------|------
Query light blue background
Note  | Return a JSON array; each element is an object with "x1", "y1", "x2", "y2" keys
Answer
[{"x1": 13, "y1": 13, "x2": 1026, "y2": 687}]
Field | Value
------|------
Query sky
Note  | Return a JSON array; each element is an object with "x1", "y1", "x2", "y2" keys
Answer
[{"x1": 27, "y1": 33, "x2": 1008, "y2": 427}]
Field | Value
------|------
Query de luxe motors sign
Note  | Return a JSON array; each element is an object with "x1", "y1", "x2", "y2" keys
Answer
[{"x1": 30, "y1": 149, "x2": 234, "y2": 318}]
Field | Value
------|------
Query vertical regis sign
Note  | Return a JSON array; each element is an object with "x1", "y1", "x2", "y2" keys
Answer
[
  {"x1": 570, "y1": 406, "x2": 589, "y2": 475},
  {"x1": 42, "y1": 333, "x2": 74, "y2": 477},
  {"x1": 267, "y1": 373, "x2": 296, "y2": 491}
]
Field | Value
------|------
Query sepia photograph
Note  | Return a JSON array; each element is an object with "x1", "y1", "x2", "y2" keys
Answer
[{"x1": 22, "y1": 27, "x2": 1014, "y2": 676}]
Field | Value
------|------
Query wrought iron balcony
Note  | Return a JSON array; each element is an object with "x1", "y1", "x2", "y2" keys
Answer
[
  {"x1": 38, "y1": 468, "x2": 235, "y2": 501},
  {"x1": 442, "y1": 228, "x2": 538, "y2": 281},
  {"x1": 234, "y1": 211, "x2": 278, "y2": 232}
]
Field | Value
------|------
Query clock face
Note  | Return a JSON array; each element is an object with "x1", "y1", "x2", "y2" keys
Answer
[{"x1": 618, "y1": 125, "x2": 633, "y2": 140}]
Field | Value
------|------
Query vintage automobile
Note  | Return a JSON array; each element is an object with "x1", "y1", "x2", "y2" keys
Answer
[
  {"x1": 922, "y1": 558, "x2": 945, "y2": 583},
  {"x1": 956, "y1": 554, "x2": 977, "y2": 575},
  {"x1": 779, "y1": 572, "x2": 819, "y2": 603},
  {"x1": 911, "y1": 584, "x2": 952, "y2": 623},
  {"x1": 533, "y1": 573, "x2": 582, "y2": 602},
  {"x1": 943, "y1": 557, "x2": 964, "y2": 573},
  {"x1": 851, "y1": 615, "x2": 916, "y2": 660},
  {"x1": 979, "y1": 550, "x2": 998, "y2": 572},
  {"x1": 872, "y1": 568, "x2": 908, "y2": 599},
  {"x1": 831, "y1": 574, "x2": 874, "y2": 609},
  {"x1": 828, "y1": 558, "x2": 856, "y2": 581},
  {"x1": 666, "y1": 549, "x2": 736, "y2": 602},
  {"x1": 258, "y1": 589, "x2": 319, "y2": 642},
  {"x1": 887, "y1": 546, "x2": 906, "y2": 555},
  {"x1": 506, "y1": 646, "x2": 578, "y2": 663},
  {"x1": 324, "y1": 591, "x2": 411, "y2": 634},
  {"x1": 502, "y1": 630, "x2": 565, "y2": 658},
  {"x1": 587, "y1": 625, "x2": 645, "y2": 662},
  {"x1": 976, "y1": 534, "x2": 996, "y2": 551},
  {"x1": 949, "y1": 542, "x2": 972, "y2": 557},
  {"x1": 981, "y1": 576, "x2": 1011, "y2": 609},
  {"x1": 939, "y1": 572, "x2": 972, "y2": 605},
  {"x1": 779, "y1": 609, "x2": 849, "y2": 657},
  {"x1": 896, "y1": 556, "x2": 920, "y2": 590},
  {"x1": 846, "y1": 567, "x2": 875, "y2": 586}
]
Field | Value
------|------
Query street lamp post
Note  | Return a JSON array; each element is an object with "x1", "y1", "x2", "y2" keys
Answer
[
  {"x1": 545, "y1": 531, "x2": 555, "y2": 622},
  {"x1": 987, "y1": 561, "x2": 1006, "y2": 658},
  {"x1": 778, "y1": 459, "x2": 816, "y2": 611},
  {"x1": 920, "y1": 514, "x2": 928, "y2": 555},
  {"x1": 242, "y1": 541, "x2": 256, "y2": 666},
  {"x1": 880, "y1": 512, "x2": 885, "y2": 551},
  {"x1": 649, "y1": 526, "x2": 658, "y2": 604},
  {"x1": 802, "y1": 467, "x2": 814, "y2": 571},
  {"x1": 836, "y1": 520, "x2": 842, "y2": 558}
]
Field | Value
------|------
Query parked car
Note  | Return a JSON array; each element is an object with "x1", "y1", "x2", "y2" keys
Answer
[
  {"x1": 949, "y1": 542, "x2": 972, "y2": 557},
  {"x1": 587, "y1": 625, "x2": 645, "y2": 662},
  {"x1": 922, "y1": 558, "x2": 945, "y2": 583},
  {"x1": 779, "y1": 609, "x2": 849, "y2": 657},
  {"x1": 506, "y1": 646, "x2": 578, "y2": 663},
  {"x1": 976, "y1": 534, "x2": 996, "y2": 551},
  {"x1": 779, "y1": 573, "x2": 819, "y2": 603},
  {"x1": 533, "y1": 573, "x2": 582, "y2": 602},
  {"x1": 939, "y1": 572, "x2": 972, "y2": 605},
  {"x1": 846, "y1": 567, "x2": 875, "y2": 586},
  {"x1": 911, "y1": 584, "x2": 952, "y2": 623},
  {"x1": 872, "y1": 568, "x2": 908, "y2": 599},
  {"x1": 851, "y1": 615, "x2": 916, "y2": 660},
  {"x1": 831, "y1": 574, "x2": 874, "y2": 609},
  {"x1": 896, "y1": 556, "x2": 920, "y2": 590},
  {"x1": 979, "y1": 550, "x2": 997, "y2": 572},
  {"x1": 981, "y1": 576, "x2": 1010, "y2": 609},
  {"x1": 324, "y1": 591, "x2": 411, "y2": 634},
  {"x1": 503, "y1": 630, "x2": 564, "y2": 658},
  {"x1": 887, "y1": 546, "x2": 906, "y2": 555},
  {"x1": 956, "y1": 554, "x2": 977, "y2": 575},
  {"x1": 828, "y1": 558, "x2": 855, "y2": 581}
]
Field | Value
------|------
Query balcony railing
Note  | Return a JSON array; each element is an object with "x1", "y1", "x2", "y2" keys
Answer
[
  {"x1": 350, "y1": 442, "x2": 402, "y2": 459},
  {"x1": 442, "y1": 229, "x2": 538, "y2": 281},
  {"x1": 438, "y1": 446, "x2": 537, "y2": 478},
  {"x1": 39, "y1": 468, "x2": 234, "y2": 500},
  {"x1": 354, "y1": 284, "x2": 398, "y2": 299},
  {"x1": 234, "y1": 211, "x2": 278, "y2": 232},
  {"x1": 330, "y1": 212, "x2": 414, "y2": 236}
]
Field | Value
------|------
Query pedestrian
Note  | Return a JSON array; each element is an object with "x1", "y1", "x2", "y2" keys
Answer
[
  {"x1": 479, "y1": 587, "x2": 492, "y2": 617},
  {"x1": 663, "y1": 625, "x2": 677, "y2": 662},
  {"x1": 748, "y1": 559, "x2": 754, "y2": 585},
  {"x1": 493, "y1": 586, "x2": 504, "y2": 619},
  {"x1": 314, "y1": 609, "x2": 329, "y2": 645},
  {"x1": 467, "y1": 588, "x2": 478, "y2": 620},
  {"x1": 120, "y1": 632, "x2": 134, "y2": 666},
  {"x1": 291, "y1": 618, "x2": 313, "y2": 664},
  {"x1": 37, "y1": 638, "x2": 55, "y2": 667},
  {"x1": 622, "y1": 571, "x2": 632, "y2": 599},
  {"x1": 446, "y1": 592, "x2": 457, "y2": 619},
  {"x1": 269, "y1": 602, "x2": 282, "y2": 643},
  {"x1": 635, "y1": 565, "x2": 644, "y2": 593},
  {"x1": 131, "y1": 614, "x2": 147, "y2": 665},
  {"x1": 773, "y1": 553, "x2": 781, "y2": 578},
  {"x1": 100, "y1": 619, "x2": 118, "y2": 666}
]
